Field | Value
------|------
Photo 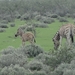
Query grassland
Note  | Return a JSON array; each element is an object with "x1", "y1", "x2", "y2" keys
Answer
[{"x1": 0, "y1": 18, "x2": 74, "y2": 51}]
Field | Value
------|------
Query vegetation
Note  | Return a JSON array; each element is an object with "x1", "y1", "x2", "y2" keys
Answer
[{"x1": 0, "y1": 0, "x2": 75, "y2": 75}]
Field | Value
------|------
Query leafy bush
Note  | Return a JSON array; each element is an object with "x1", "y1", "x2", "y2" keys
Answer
[
  {"x1": 1, "y1": 46, "x2": 15, "y2": 55},
  {"x1": 0, "y1": 46, "x2": 28, "y2": 68},
  {"x1": 66, "y1": 13, "x2": 71, "y2": 18},
  {"x1": 21, "y1": 13, "x2": 31, "y2": 20},
  {"x1": 50, "y1": 14, "x2": 58, "y2": 18},
  {"x1": 32, "y1": 11, "x2": 40, "y2": 18},
  {"x1": 58, "y1": 16, "x2": 68, "y2": 22},
  {"x1": 27, "y1": 60, "x2": 44, "y2": 71},
  {"x1": 34, "y1": 15, "x2": 42, "y2": 21},
  {"x1": 32, "y1": 71, "x2": 46, "y2": 75},
  {"x1": 3, "y1": 15, "x2": 14, "y2": 22},
  {"x1": 52, "y1": 61, "x2": 75, "y2": 75},
  {"x1": 10, "y1": 23, "x2": 15, "y2": 27},
  {"x1": 1, "y1": 20, "x2": 8, "y2": 24},
  {"x1": 14, "y1": 11, "x2": 21, "y2": 19},
  {"x1": 63, "y1": 69, "x2": 75, "y2": 75},
  {"x1": 21, "y1": 44, "x2": 44, "y2": 57},
  {"x1": 0, "y1": 28, "x2": 5, "y2": 33},
  {"x1": 35, "y1": 53, "x2": 57, "y2": 70},
  {"x1": 26, "y1": 60, "x2": 50, "y2": 75},
  {"x1": 51, "y1": 63, "x2": 70, "y2": 75},
  {"x1": 40, "y1": 16, "x2": 55, "y2": 24},
  {"x1": 0, "y1": 23, "x2": 8, "y2": 28},
  {"x1": 44, "y1": 12, "x2": 51, "y2": 17},
  {"x1": 33, "y1": 22, "x2": 48, "y2": 28},
  {"x1": 0, "y1": 64, "x2": 29, "y2": 75}
]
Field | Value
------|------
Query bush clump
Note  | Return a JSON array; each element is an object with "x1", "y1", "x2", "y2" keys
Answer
[
  {"x1": 34, "y1": 15, "x2": 42, "y2": 21},
  {"x1": 21, "y1": 13, "x2": 31, "y2": 20},
  {"x1": 40, "y1": 16, "x2": 55, "y2": 24},
  {"x1": 58, "y1": 16, "x2": 68, "y2": 22},
  {"x1": 0, "y1": 23, "x2": 8, "y2": 28},
  {"x1": 33, "y1": 22, "x2": 48, "y2": 28},
  {"x1": 26, "y1": 60, "x2": 50, "y2": 75},
  {"x1": 1, "y1": 20, "x2": 8, "y2": 24},
  {"x1": 0, "y1": 64, "x2": 29, "y2": 75},
  {"x1": 3, "y1": 15, "x2": 14, "y2": 22},
  {"x1": 0, "y1": 28, "x2": 5, "y2": 33},
  {"x1": 14, "y1": 11, "x2": 21, "y2": 19},
  {"x1": 21, "y1": 44, "x2": 44, "y2": 57},
  {"x1": 0, "y1": 46, "x2": 28, "y2": 68},
  {"x1": 50, "y1": 14, "x2": 58, "y2": 18},
  {"x1": 10, "y1": 23, "x2": 15, "y2": 27},
  {"x1": 35, "y1": 53, "x2": 57, "y2": 70}
]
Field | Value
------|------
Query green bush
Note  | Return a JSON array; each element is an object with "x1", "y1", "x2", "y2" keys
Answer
[
  {"x1": 34, "y1": 15, "x2": 42, "y2": 21},
  {"x1": 1, "y1": 20, "x2": 8, "y2": 24},
  {"x1": 33, "y1": 22, "x2": 48, "y2": 28},
  {"x1": 51, "y1": 63, "x2": 70, "y2": 75},
  {"x1": 0, "y1": 23, "x2": 8, "y2": 28},
  {"x1": 0, "y1": 46, "x2": 28, "y2": 68},
  {"x1": 21, "y1": 44, "x2": 44, "y2": 57},
  {"x1": 21, "y1": 13, "x2": 31, "y2": 20},
  {"x1": 63, "y1": 69, "x2": 75, "y2": 75},
  {"x1": 35, "y1": 53, "x2": 57, "y2": 70},
  {"x1": 0, "y1": 28, "x2": 5, "y2": 33},
  {"x1": 10, "y1": 23, "x2": 15, "y2": 27},
  {"x1": 3, "y1": 15, "x2": 14, "y2": 22},
  {"x1": 26, "y1": 60, "x2": 50, "y2": 75},
  {"x1": 40, "y1": 16, "x2": 55, "y2": 24},
  {"x1": 27, "y1": 60, "x2": 44, "y2": 71},
  {"x1": 14, "y1": 11, "x2": 21, "y2": 19},
  {"x1": 50, "y1": 14, "x2": 58, "y2": 18},
  {"x1": 58, "y1": 16, "x2": 68, "y2": 22},
  {"x1": 0, "y1": 64, "x2": 28, "y2": 75},
  {"x1": 33, "y1": 71, "x2": 46, "y2": 75}
]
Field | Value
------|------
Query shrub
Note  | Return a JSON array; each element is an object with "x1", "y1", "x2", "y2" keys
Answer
[
  {"x1": 3, "y1": 15, "x2": 14, "y2": 22},
  {"x1": 35, "y1": 53, "x2": 57, "y2": 70},
  {"x1": 26, "y1": 60, "x2": 50, "y2": 75},
  {"x1": 66, "y1": 13, "x2": 71, "y2": 18},
  {"x1": 1, "y1": 20, "x2": 8, "y2": 24},
  {"x1": 44, "y1": 12, "x2": 51, "y2": 17},
  {"x1": 0, "y1": 28, "x2": 5, "y2": 33},
  {"x1": 40, "y1": 16, "x2": 55, "y2": 24},
  {"x1": 21, "y1": 13, "x2": 31, "y2": 20},
  {"x1": 32, "y1": 11, "x2": 40, "y2": 17},
  {"x1": 55, "y1": 46, "x2": 75, "y2": 64},
  {"x1": 63, "y1": 69, "x2": 75, "y2": 75},
  {"x1": 50, "y1": 14, "x2": 58, "y2": 18},
  {"x1": 10, "y1": 23, "x2": 15, "y2": 27},
  {"x1": 21, "y1": 44, "x2": 44, "y2": 57},
  {"x1": 1, "y1": 46, "x2": 15, "y2": 55},
  {"x1": 34, "y1": 15, "x2": 42, "y2": 21},
  {"x1": 0, "y1": 23, "x2": 8, "y2": 28},
  {"x1": 58, "y1": 16, "x2": 68, "y2": 22},
  {"x1": 0, "y1": 46, "x2": 28, "y2": 68},
  {"x1": 15, "y1": 11, "x2": 21, "y2": 19},
  {"x1": 0, "y1": 64, "x2": 28, "y2": 75},
  {"x1": 33, "y1": 71, "x2": 46, "y2": 75},
  {"x1": 27, "y1": 60, "x2": 44, "y2": 71},
  {"x1": 51, "y1": 63, "x2": 70, "y2": 75},
  {"x1": 33, "y1": 22, "x2": 48, "y2": 28}
]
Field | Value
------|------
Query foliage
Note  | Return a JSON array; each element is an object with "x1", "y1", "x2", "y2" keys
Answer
[
  {"x1": 0, "y1": 28, "x2": 5, "y2": 33},
  {"x1": 0, "y1": 23, "x2": 8, "y2": 28},
  {"x1": 33, "y1": 22, "x2": 48, "y2": 28},
  {"x1": 10, "y1": 23, "x2": 15, "y2": 27},
  {"x1": 21, "y1": 44, "x2": 44, "y2": 57},
  {"x1": 0, "y1": 46, "x2": 28, "y2": 68}
]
